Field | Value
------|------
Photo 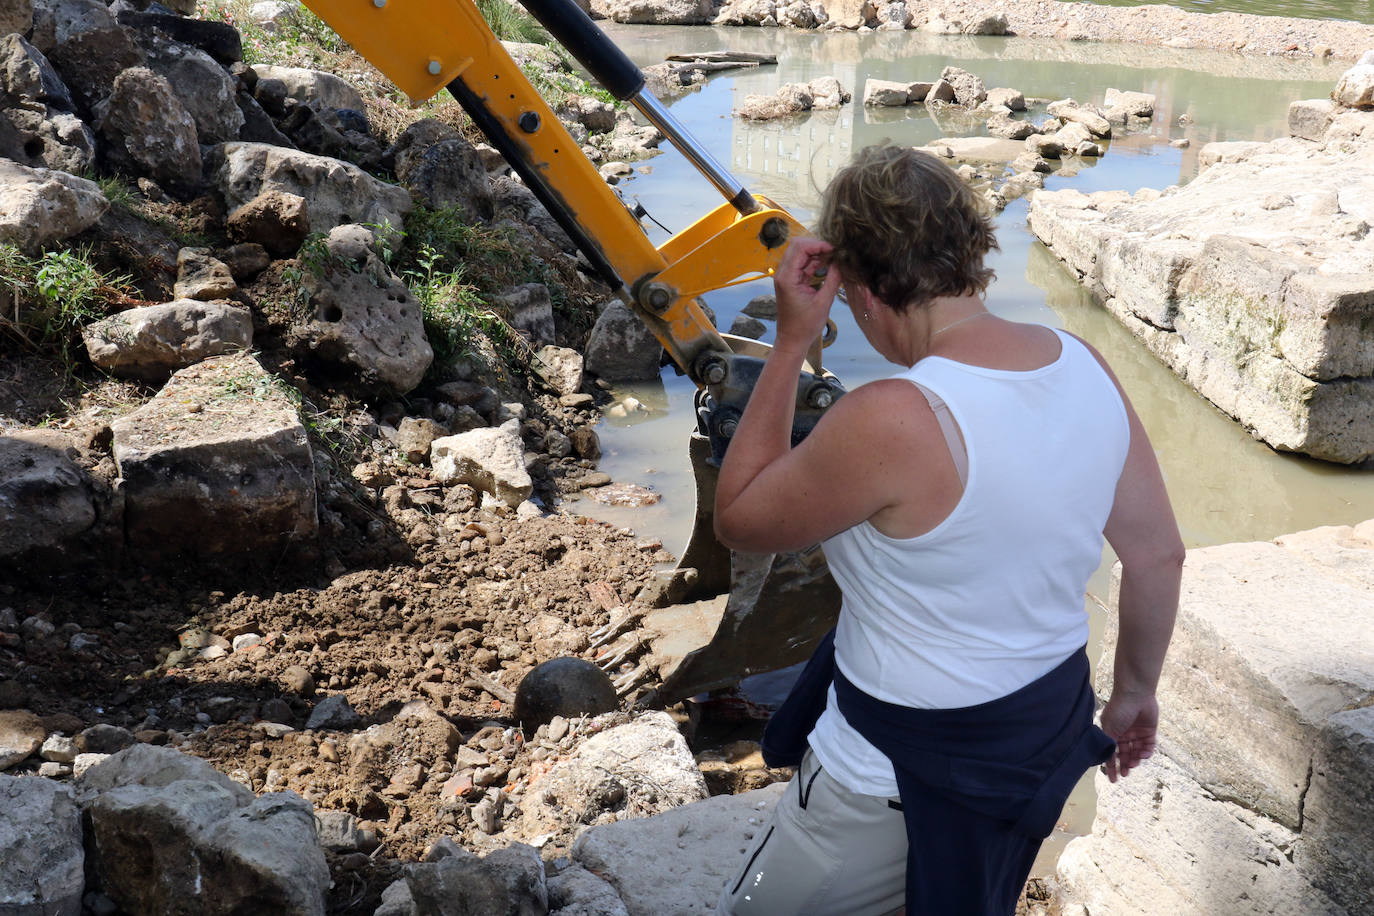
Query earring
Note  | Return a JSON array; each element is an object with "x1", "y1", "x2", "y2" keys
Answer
[{"x1": 862, "y1": 309, "x2": 871, "y2": 322}]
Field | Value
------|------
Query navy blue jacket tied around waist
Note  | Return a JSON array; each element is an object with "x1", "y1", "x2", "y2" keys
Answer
[{"x1": 761, "y1": 631, "x2": 1115, "y2": 911}]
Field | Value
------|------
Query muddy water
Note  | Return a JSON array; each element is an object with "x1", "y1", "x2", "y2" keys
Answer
[{"x1": 568, "y1": 25, "x2": 1374, "y2": 871}]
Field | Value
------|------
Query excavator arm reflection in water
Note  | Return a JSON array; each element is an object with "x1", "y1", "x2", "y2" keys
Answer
[{"x1": 300, "y1": 0, "x2": 842, "y2": 704}]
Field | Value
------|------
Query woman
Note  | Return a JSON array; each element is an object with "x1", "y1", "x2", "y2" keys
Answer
[{"x1": 712, "y1": 145, "x2": 1183, "y2": 915}]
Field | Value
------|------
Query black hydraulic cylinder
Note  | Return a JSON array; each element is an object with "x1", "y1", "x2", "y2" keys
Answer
[{"x1": 516, "y1": 0, "x2": 645, "y2": 100}]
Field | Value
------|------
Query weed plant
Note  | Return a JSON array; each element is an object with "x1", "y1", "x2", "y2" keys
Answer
[{"x1": 0, "y1": 245, "x2": 132, "y2": 371}]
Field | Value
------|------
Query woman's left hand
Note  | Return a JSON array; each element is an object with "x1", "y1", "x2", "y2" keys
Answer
[{"x1": 773, "y1": 237, "x2": 843, "y2": 355}]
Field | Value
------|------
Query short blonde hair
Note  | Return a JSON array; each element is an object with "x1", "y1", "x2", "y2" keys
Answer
[{"x1": 816, "y1": 144, "x2": 997, "y2": 313}]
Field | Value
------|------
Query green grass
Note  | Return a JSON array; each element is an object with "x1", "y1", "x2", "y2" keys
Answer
[
  {"x1": 475, "y1": 0, "x2": 550, "y2": 44},
  {"x1": 0, "y1": 245, "x2": 133, "y2": 371}
]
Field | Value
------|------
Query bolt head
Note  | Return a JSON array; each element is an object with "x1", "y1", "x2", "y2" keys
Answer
[
  {"x1": 428, "y1": 60, "x2": 442, "y2": 76},
  {"x1": 372, "y1": 0, "x2": 386, "y2": 6}
]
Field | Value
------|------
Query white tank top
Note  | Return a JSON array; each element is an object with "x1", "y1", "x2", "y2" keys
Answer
[{"x1": 808, "y1": 329, "x2": 1130, "y2": 796}]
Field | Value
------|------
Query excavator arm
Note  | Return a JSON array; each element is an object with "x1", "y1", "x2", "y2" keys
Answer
[{"x1": 302, "y1": 0, "x2": 843, "y2": 704}]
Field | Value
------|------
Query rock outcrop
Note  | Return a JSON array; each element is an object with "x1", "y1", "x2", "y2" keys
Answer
[
  {"x1": 1029, "y1": 67, "x2": 1374, "y2": 463},
  {"x1": 1055, "y1": 521, "x2": 1374, "y2": 915}
]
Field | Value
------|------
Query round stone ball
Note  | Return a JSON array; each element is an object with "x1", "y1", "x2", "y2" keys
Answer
[{"x1": 514, "y1": 657, "x2": 617, "y2": 729}]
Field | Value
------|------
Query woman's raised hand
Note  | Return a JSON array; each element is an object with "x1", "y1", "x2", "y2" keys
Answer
[{"x1": 773, "y1": 237, "x2": 843, "y2": 356}]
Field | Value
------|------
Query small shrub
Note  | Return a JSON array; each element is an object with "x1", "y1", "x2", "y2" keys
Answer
[{"x1": 0, "y1": 245, "x2": 133, "y2": 371}]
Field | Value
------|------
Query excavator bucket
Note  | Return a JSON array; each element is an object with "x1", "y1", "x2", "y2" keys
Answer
[{"x1": 639, "y1": 434, "x2": 842, "y2": 706}]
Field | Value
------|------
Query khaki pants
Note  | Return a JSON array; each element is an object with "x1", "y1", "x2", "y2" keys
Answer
[{"x1": 717, "y1": 751, "x2": 907, "y2": 916}]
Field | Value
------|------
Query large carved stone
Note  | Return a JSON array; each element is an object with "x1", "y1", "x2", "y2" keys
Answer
[
  {"x1": 1057, "y1": 523, "x2": 1374, "y2": 915},
  {"x1": 1028, "y1": 120, "x2": 1374, "y2": 463},
  {"x1": 110, "y1": 352, "x2": 318, "y2": 556}
]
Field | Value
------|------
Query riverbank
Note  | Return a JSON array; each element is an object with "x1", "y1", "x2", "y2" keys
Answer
[{"x1": 909, "y1": 0, "x2": 1374, "y2": 60}]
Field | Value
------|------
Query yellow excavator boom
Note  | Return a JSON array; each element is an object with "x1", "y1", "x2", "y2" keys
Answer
[{"x1": 301, "y1": 0, "x2": 844, "y2": 704}]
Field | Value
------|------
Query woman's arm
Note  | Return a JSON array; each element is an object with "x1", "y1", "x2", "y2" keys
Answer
[
  {"x1": 1078, "y1": 336, "x2": 1185, "y2": 782},
  {"x1": 713, "y1": 239, "x2": 945, "y2": 553}
]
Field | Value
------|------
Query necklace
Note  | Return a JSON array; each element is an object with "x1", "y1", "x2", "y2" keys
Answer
[{"x1": 930, "y1": 311, "x2": 992, "y2": 337}]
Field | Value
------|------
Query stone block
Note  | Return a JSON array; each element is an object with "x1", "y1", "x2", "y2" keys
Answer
[
  {"x1": 0, "y1": 158, "x2": 106, "y2": 254},
  {"x1": 499, "y1": 283, "x2": 555, "y2": 347},
  {"x1": 0, "y1": 431, "x2": 96, "y2": 559},
  {"x1": 249, "y1": 64, "x2": 364, "y2": 112},
  {"x1": 1100, "y1": 537, "x2": 1374, "y2": 831},
  {"x1": 0, "y1": 776, "x2": 83, "y2": 916},
  {"x1": 85, "y1": 300, "x2": 253, "y2": 381},
  {"x1": 111, "y1": 353, "x2": 317, "y2": 556},
  {"x1": 1288, "y1": 98, "x2": 1336, "y2": 141},
  {"x1": 1334, "y1": 63, "x2": 1374, "y2": 109},
  {"x1": 431, "y1": 421, "x2": 532, "y2": 508},
  {"x1": 572, "y1": 783, "x2": 783, "y2": 916},
  {"x1": 584, "y1": 300, "x2": 662, "y2": 382},
  {"x1": 1055, "y1": 758, "x2": 1345, "y2": 915},
  {"x1": 862, "y1": 78, "x2": 910, "y2": 107},
  {"x1": 210, "y1": 141, "x2": 411, "y2": 239}
]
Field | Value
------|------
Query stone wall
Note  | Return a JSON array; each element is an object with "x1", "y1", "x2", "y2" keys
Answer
[{"x1": 1054, "y1": 522, "x2": 1374, "y2": 915}]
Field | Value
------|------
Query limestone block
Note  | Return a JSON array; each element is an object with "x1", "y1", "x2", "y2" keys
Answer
[
  {"x1": 584, "y1": 300, "x2": 662, "y2": 382},
  {"x1": 819, "y1": 0, "x2": 873, "y2": 29},
  {"x1": 250, "y1": 64, "x2": 364, "y2": 112},
  {"x1": 110, "y1": 353, "x2": 318, "y2": 556},
  {"x1": 1055, "y1": 759, "x2": 1347, "y2": 916},
  {"x1": 141, "y1": 34, "x2": 243, "y2": 144},
  {"x1": 863, "y1": 78, "x2": 910, "y2": 107},
  {"x1": 1102, "y1": 88, "x2": 1155, "y2": 118},
  {"x1": 0, "y1": 775, "x2": 83, "y2": 916},
  {"x1": 0, "y1": 432, "x2": 96, "y2": 559},
  {"x1": 0, "y1": 709, "x2": 45, "y2": 770},
  {"x1": 95, "y1": 66, "x2": 201, "y2": 193},
  {"x1": 0, "y1": 35, "x2": 95, "y2": 174},
  {"x1": 547, "y1": 865, "x2": 630, "y2": 916},
  {"x1": 1289, "y1": 98, "x2": 1336, "y2": 141},
  {"x1": 986, "y1": 109, "x2": 1036, "y2": 140},
  {"x1": 114, "y1": 10, "x2": 244, "y2": 67},
  {"x1": 431, "y1": 421, "x2": 532, "y2": 508},
  {"x1": 226, "y1": 189, "x2": 309, "y2": 257},
  {"x1": 0, "y1": 158, "x2": 106, "y2": 254},
  {"x1": 291, "y1": 224, "x2": 432, "y2": 396},
  {"x1": 1046, "y1": 100, "x2": 1111, "y2": 137},
  {"x1": 1299, "y1": 707, "x2": 1374, "y2": 914},
  {"x1": 915, "y1": 135, "x2": 1027, "y2": 164},
  {"x1": 985, "y1": 87, "x2": 1025, "y2": 111},
  {"x1": 572, "y1": 783, "x2": 783, "y2": 916},
  {"x1": 78, "y1": 744, "x2": 254, "y2": 804},
  {"x1": 36, "y1": 0, "x2": 145, "y2": 113},
  {"x1": 393, "y1": 844, "x2": 547, "y2": 915},
  {"x1": 1334, "y1": 63, "x2": 1374, "y2": 109},
  {"x1": 87, "y1": 781, "x2": 327, "y2": 916},
  {"x1": 83, "y1": 300, "x2": 252, "y2": 380},
  {"x1": 174, "y1": 248, "x2": 238, "y2": 301},
  {"x1": 397, "y1": 137, "x2": 494, "y2": 220},
  {"x1": 535, "y1": 345, "x2": 583, "y2": 396},
  {"x1": 962, "y1": 12, "x2": 1007, "y2": 34},
  {"x1": 211, "y1": 141, "x2": 412, "y2": 238},
  {"x1": 1098, "y1": 536, "x2": 1374, "y2": 832},
  {"x1": 940, "y1": 66, "x2": 986, "y2": 107},
  {"x1": 498, "y1": 282, "x2": 555, "y2": 347}
]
